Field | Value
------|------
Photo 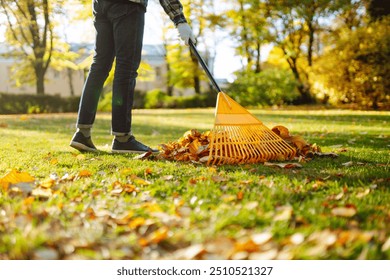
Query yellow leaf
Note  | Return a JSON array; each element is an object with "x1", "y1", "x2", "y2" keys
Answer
[
  {"x1": 0, "y1": 169, "x2": 35, "y2": 190},
  {"x1": 40, "y1": 178, "x2": 56, "y2": 189},
  {"x1": 120, "y1": 168, "x2": 133, "y2": 176},
  {"x1": 143, "y1": 202, "x2": 162, "y2": 213},
  {"x1": 76, "y1": 154, "x2": 86, "y2": 160},
  {"x1": 131, "y1": 175, "x2": 151, "y2": 186}
]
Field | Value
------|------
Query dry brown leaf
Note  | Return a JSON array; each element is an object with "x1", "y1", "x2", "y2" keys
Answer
[
  {"x1": 272, "y1": 125, "x2": 290, "y2": 138},
  {"x1": 211, "y1": 175, "x2": 228, "y2": 183},
  {"x1": 134, "y1": 151, "x2": 153, "y2": 160}
]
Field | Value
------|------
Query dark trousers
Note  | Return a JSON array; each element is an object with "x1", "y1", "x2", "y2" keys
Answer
[{"x1": 77, "y1": 0, "x2": 145, "y2": 135}]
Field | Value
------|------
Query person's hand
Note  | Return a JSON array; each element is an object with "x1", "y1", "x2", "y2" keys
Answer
[{"x1": 177, "y1": 23, "x2": 196, "y2": 45}]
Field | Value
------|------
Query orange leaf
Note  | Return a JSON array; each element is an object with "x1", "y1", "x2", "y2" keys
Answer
[
  {"x1": 129, "y1": 217, "x2": 146, "y2": 229},
  {"x1": 78, "y1": 170, "x2": 92, "y2": 177},
  {"x1": 149, "y1": 227, "x2": 169, "y2": 244},
  {"x1": 234, "y1": 239, "x2": 259, "y2": 253},
  {"x1": 144, "y1": 168, "x2": 153, "y2": 176},
  {"x1": 23, "y1": 196, "x2": 35, "y2": 206}
]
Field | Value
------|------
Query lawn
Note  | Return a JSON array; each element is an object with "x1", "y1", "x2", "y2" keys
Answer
[{"x1": 0, "y1": 108, "x2": 389, "y2": 260}]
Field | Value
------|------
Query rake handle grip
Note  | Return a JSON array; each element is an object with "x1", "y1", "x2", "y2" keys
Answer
[{"x1": 189, "y1": 39, "x2": 222, "y2": 93}]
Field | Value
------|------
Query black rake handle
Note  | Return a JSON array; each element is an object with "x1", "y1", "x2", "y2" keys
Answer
[{"x1": 189, "y1": 39, "x2": 222, "y2": 93}]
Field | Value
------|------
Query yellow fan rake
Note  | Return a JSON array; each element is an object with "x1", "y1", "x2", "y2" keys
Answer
[{"x1": 189, "y1": 40, "x2": 296, "y2": 165}]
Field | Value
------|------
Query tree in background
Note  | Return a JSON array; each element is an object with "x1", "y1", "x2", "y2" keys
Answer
[
  {"x1": 314, "y1": 1, "x2": 389, "y2": 109},
  {"x1": 0, "y1": 0, "x2": 63, "y2": 95},
  {"x1": 226, "y1": 0, "x2": 270, "y2": 73},
  {"x1": 264, "y1": 0, "x2": 338, "y2": 104}
]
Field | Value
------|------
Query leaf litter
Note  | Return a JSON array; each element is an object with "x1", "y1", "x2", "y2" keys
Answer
[{"x1": 158, "y1": 126, "x2": 338, "y2": 167}]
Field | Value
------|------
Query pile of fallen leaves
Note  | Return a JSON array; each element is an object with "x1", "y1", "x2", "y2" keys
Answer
[
  {"x1": 271, "y1": 125, "x2": 321, "y2": 158},
  {"x1": 158, "y1": 129, "x2": 211, "y2": 163},
  {"x1": 158, "y1": 126, "x2": 335, "y2": 165}
]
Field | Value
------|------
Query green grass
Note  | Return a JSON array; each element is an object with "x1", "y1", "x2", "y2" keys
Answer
[{"x1": 0, "y1": 108, "x2": 389, "y2": 260}]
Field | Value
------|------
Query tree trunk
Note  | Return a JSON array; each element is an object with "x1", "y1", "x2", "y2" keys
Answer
[
  {"x1": 67, "y1": 68, "x2": 75, "y2": 96},
  {"x1": 286, "y1": 55, "x2": 313, "y2": 104},
  {"x1": 35, "y1": 67, "x2": 46, "y2": 95},
  {"x1": 255, "y1": 41, "x2": 261, "y2": 73},
  {"x1": 307, "y1": 21, "x2": 315, "y2": 67}
]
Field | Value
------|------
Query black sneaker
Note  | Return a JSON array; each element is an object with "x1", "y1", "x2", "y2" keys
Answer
[
  {"x1": 70, "y1": 131, "x2": 98, "y2": 152},
  {"x1": 111, "y1": 136, "x2": 159, "y2": 154}
]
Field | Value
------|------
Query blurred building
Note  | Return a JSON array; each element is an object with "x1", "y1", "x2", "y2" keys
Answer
[{"x1": 0, "y1": 43, "x2": 220, "y2": 97}]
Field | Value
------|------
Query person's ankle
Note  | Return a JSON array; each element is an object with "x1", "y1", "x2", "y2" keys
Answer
[
  {"x1": 77, "y1": 128, "x2": 91, "y2": 138},
  {"x1": 115, "y1": 134, "x2": 131, "y2": 143}
]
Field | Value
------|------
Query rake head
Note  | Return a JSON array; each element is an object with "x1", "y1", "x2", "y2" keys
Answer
[{"x1": 207, "y1": 92, "x2": 296, "y2": 165}]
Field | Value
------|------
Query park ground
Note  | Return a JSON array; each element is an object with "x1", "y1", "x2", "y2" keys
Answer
[{"x1": 0, "y1": 108, "x2": 389, "y2": 259}]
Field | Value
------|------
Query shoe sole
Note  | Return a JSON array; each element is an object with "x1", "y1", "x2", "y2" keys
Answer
[
  {"x1": 111, "y1": 149, "x2": 160, "y2": 154},
  {"x1": 70, "y1": 141, "x2": 98, "y2": 152}
]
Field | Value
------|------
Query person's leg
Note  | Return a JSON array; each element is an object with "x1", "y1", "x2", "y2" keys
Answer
[
  {"x1": 109, "y1": 2, "x2": 145, "y2": 136},
  {"x1": 108, "y1": 3, "x2": 158, "y2": 153},
  {"x1": 71, "y1": 0, "x2": 115, "y2": 152},
  {"x1": 76, "y1": 0, "x2": 115, "y2": 134}
]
